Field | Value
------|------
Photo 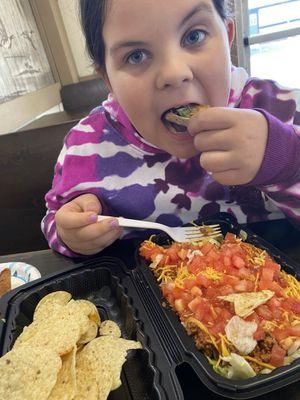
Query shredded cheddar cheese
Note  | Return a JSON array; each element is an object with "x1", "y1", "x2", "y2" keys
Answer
[
  {"x1": 202, "y1": 267, "x2": 222, "y2": 281},
  {"x1": 244, "y1": 356, "x2": 275, "y2": 370},
  {"x1": 281, "y1": 271, "x2": 300, "y2": 300},
  {"x1": 218, "y1": 334, "x2": 230, "y2": 357}
]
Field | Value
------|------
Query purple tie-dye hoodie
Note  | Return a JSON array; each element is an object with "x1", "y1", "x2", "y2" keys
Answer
[{"x1": 42, "y1": 67, "x2": 300, "y2": 257}]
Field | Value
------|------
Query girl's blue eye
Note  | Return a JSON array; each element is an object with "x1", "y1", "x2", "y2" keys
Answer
[
  {"x1": 183, "y1": 29, "x2": 206, "y2": 46},
  {"x1": 127, "y1": 50, "x2": 147, "y2": 65}
]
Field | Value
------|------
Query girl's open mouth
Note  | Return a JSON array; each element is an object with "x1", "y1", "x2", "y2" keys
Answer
[{"x1": 161, "y1": 103, "x2": 208, "y2": 134}]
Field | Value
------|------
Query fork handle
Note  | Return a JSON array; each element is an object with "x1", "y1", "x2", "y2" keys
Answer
[{"x1": 97, "y1": 215, "x2": 168, "y2": 232}]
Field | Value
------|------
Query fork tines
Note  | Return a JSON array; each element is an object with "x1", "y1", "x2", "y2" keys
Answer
[{"x1": 185, "y1": 224, "x2": 222, "y2": 240}]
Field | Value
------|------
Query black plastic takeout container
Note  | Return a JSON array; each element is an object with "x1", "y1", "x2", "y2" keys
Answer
[{"x1": 0, "y1": 213, "x2": 300, "y2": 399}]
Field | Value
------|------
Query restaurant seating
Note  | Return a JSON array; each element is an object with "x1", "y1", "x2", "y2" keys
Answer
[{"x1": 0, "y1": 78, "x2": 108, "y2": 255}]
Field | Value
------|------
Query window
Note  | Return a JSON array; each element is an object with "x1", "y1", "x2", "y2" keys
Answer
[
  {"x1": 235, "y1": 0, "x2": 300, "y2": 88},
  {"x1": 0, "y1": 0, "x2": 55, "y2": 104}
]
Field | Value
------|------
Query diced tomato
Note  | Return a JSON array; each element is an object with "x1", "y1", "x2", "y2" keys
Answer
[
  {"x1": 245, "y1": 311, "x2": 261, "y2": 325},
  {"x1": 272, "y1": 308, "x2": 283, "y2": 320},
  {"x1": 194, "y1": 300, "x2": 210, "y2": 321},
  {"x1": 288, "y1": 324, "x2": 300, "y2": 337},
  {"x1": 139, "y1": 244, "x2": 164, "y2": 260},
  {"x1": 232, "y1": 254, "x2": 246, "y2": 269},
  {"x1": 253, "y1": 326, "x2": 266, "y2": 341},
  {"x1": 174, "y1": 299, "x2": 186, "y2": 313},
  {"x1": 265, "y1": 258, "x2": 281, "y2": 274},
  {"x1": 218, "y1": 308, "x2": 233, "y2": 322},
  {"x1": 281, "y1": 297, "x2": 300, "y2": 314},
  {"x1": 184, "y1": 279, "x2": 197, "y2": 290},
  {"x1": 205, "y1": 286, "x2": 217, "y2": 298},
  {"x1": 256, "y1": 305, "x2": 273, "y2": 320},
  {"x1": 190, "y1": 286, "x2": 203, "y2": 297},
  {"x1": 188, "y1": 296, "x2": 202, "y2": 313},
  {"x1": 222, "y1": 275, "x2": 240, "y2": 286},
  {"x1": 166, "y1": 246, "x2": 180, "y2": 263},
  {"x1": 273, "y1": 328, "x2": 290, "y2": 342},
  {"x1": 207, "y1": 248, "x2": 219, "y2": 261},
  {"x1": 234, "y1": 280, "x2": 249, "y2": 292},
  {"x1": 179, "y1": 291, "x2": 193, "y2": 304},
  {"x1": 261, "y1": 268, "x2": 274, "y2": 282},
  {"x1": 210, "y1": 320, "x2": 226, "y2": 335},
  {"x1": 172, "y1": 287, "x2": 185, "y2": 300},
  {"x1": 269, "y1": 344, "x2": 286, "y2": 367},
  {"x1": 188, "y1": 256, "x2": 206, "y2": 274},
  {"x1": 218, "y1": 285, "x2": 235, "y2": 296},
  {"x1": 201, "y1": 242, "x2": 215, "y2": 255},
  {"x1": 178, "y1": 248, "x2": 188, "y2": 260},
  {"x1": 224, "y1": 232, "x2": 237, "y2": 243},
  {"x1": 196, "y1": 274, "x2": 211, "y2": 288},
  {"x1": 223, "y1": 255, "x2": 232, "y2": 268},
  {"x1": 268, "y1": 297, "x2": 281, "y2": 310}
]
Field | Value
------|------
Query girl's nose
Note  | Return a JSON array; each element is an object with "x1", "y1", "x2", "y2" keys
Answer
[{"x1": 156, "y1": 53, "x2": 193, "y2": 90}]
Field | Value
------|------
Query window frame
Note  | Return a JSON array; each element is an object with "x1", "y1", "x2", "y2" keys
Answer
[
  {"x1": 0, "y1": 0, "x2": 79, "y2": 134},
  {"x1": 234, "y1": 0, "x2": 300, "y2": 74}
]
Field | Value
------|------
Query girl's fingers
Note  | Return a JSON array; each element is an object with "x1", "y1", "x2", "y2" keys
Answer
[
  {"x1": 64, "y1": 226, "x2": 123, "y2": 255},
  {"x1": 193, "y1": 129, "x2": 232, "y2": 152},
  {"x1": 68, "y1": 218, "x2": 120, "y2": 242},
  {"x1": 188, "y1": 107, "x2": 234, "y2": 135},
  {"x1": 55, "y1": 208, "x2": 99, "y2": 230},
  {"x1": 73, "y1": 194, "x2": 101, "y2": 214},
  {"x1": 199, "y1": 151, "x2": 239, "y2": 173}
]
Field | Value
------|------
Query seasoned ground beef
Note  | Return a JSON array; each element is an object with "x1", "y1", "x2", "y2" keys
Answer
[
  {"x1": 186, "y1": 322, "x2": 218, "y2": 359},
  {"x1": 247, "y1": 333, "x2": 276, "y2": 372}
]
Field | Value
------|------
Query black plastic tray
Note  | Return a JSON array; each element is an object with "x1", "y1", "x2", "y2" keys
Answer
[
  {"x1": 0, "y1": 213, "x2": 300, "y2": 399},
  {"x1": 134, "y1": 213, "x2": 300, "y2": 399},
  {"x1": 0, "y1": 258, "x2": 184, "y2": 400}
]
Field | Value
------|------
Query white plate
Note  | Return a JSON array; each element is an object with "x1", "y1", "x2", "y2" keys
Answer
[{"x1": 0, "y1": 262, "x2": 41, "y2": 290}]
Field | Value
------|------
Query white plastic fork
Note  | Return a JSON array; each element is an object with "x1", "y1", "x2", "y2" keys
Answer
[{"x1": 97, "y1": 216, "x2": 222, "y2": 242}]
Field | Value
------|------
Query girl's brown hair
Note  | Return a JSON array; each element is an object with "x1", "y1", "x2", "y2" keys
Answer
[{"x1": 80, "y1": 0, "x2": 232, "y2": 72}]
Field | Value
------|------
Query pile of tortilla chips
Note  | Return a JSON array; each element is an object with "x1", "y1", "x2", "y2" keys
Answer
[{"x1": 0, "y1": 291, "x2": 142, "y2": 400}]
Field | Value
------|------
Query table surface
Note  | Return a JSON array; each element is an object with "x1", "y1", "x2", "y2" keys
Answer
[{"x1": 0, "y1": 219, "x2": 299, "y2": 400}]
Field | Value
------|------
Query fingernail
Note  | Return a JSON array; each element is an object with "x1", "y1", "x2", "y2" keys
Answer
[
  {"x1": 108, "y1": 219, "x2": 119, "y2": 229},
  {"x1": 89, "y1": 213, "x2": 98, "y2": 223}
]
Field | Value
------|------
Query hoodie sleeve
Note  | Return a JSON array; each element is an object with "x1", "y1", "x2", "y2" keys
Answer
[
  {"x1": 239, "y1": 78, "x2": 300, "y2": 226},
  {"x1": 41, "y1": 109, "x2": 108, "y2": 257}
]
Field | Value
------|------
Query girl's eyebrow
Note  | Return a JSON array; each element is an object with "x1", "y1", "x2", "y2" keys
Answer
[
  {"x1": 110, "y1": 2, "x2": 213, "y2": 55},
  {"x1": 110, "y1": 41, "x2": 148, "y2": 55},
  {"x1": 180, "y1": 2, "x2": 214, "y2": 28}
]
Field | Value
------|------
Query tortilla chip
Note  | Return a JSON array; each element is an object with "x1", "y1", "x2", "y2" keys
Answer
[
  {"x1": 14, "y1": 306, "x2": 82, "y2": 356},
  {"x1": 165, "y1": 104, "x2": 209, "y2": 127},
  {"x1": 99, "y1": 320, "x2": 121, "y2": 338},
  {"x1": 78, "y1": 321, "x2": 98, "y2": 345},
  {"x1": 218, "y1": 290, "x2": 274, "y2": 318},
  {"x1": 76, "y1": 299, "x2": 101, "y2": 326},
  {"x1": 0, "y1": 268, "x2": 11, "y2": 297},
  {"x1": 33, "y1": 291, "x2": 72, "y2": 321},
  {"x1": 75, "y1": 346, "x2": 113, "y2": 400},
  {"x1": 81, "y1": 336, "x2": 142, "y2": 390},
  {"x1": 48, "y1": 346, "x2": 77, "y2": 400},
  {"x1": 0, "y1": 347, "x2": 61, "y2": 400}
]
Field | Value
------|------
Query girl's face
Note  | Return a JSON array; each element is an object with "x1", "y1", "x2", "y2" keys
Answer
[{"x1": 103, "y1": 0, "x2": 234, "y2": 158}]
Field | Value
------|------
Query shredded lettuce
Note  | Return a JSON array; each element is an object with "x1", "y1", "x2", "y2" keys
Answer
[
  {"x1": 220, "y1": 353, "x2": 256, "y2": 379},
  {"x1": 284, "y1": 349, "x2": 300, "y2": 365}
]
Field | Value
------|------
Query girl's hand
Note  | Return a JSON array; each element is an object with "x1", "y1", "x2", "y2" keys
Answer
[
  {"x1": 55, "y1": 194, "x2": 123, "y2": 255},
  {"x1": 188, "y1": 108, "x2": 268, "y2": 185}
]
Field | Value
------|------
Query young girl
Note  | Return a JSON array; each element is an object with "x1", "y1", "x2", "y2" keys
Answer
[{"x1": 42, "y1": 0, "x2": 300, "y2": 257}]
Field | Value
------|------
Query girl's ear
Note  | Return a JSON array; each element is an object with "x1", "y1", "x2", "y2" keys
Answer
[{"x1": 226, "y1": 18, "x2": 235, "y2": 48}]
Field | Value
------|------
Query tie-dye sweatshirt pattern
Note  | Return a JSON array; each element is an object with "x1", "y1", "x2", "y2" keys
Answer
[{"x1": 42, "y1": 67, "x2": 300, "y2": 257}]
